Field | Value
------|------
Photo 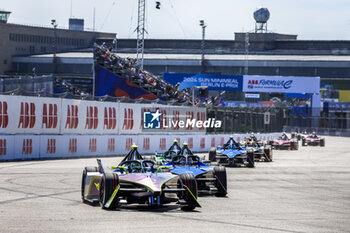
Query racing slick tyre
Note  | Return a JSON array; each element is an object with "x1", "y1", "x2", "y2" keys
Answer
[
  {"x1": 302, "y1": 138, "x2": 307, "y2": 146},
  {"x1": 320, "y1": 139, "x2": 325, "y2": 147},
  {"x1": 100, "y1": 173, "x2": 120, "y2": 209},
  {"x1": 81, "y1": 167, "x2": 99, "y2": 203},
  {"x1": 178, "y1": 174, "x2": 198, "y2": 210},
  {"x1": 246, "y1": 149, "x2": 255, "y2": 168},
  {"x1": 209, "y1": 147, "x2": 217, "y2": 162},
  {"x1": 213, "y1": 166, "x2": 227, "y2": 197},
  {"x1": 292, "y1": 141, "x2": 299, "y2": 150},
  {"x1": 264, "y1": 146, "x2": 273, "y2": 162}
]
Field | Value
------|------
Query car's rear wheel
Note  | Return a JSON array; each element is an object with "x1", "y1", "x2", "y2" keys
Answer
[
  {"x1": 320, "y1": 139, "x2": 325, "y2": 147},
  {"x1": 292, "y1": 141, "x2": 299, "y2": 150},
  {"x1": 178, "y1": 174, "x2": 198, "y2": 210},
  {"x1": 81, "y1": 166, "x2": 98, "y2": 202},
  {"x1": 209, "y1": 147, "x2": 217, "y2": 162},
  {"x1": 100, "y1": 173, "x2": 119, "y2": 209},
  {"x1": 302, "y1": 138, "x2": 307, "y2": 146},
  {"x1": 247, "y1": 150, "x2": 255, "y2": 168},
  {"x1": 264, "y1": 146, "x2": 273, "y2": 162},
  {"x1": 213, "y1": 166, "x2": 227, "y2": 197}
]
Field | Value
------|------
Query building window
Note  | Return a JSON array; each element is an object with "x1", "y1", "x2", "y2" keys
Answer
[
  {"x1": 40, "y1": 46, "x2": 46, "y2": 53},
  {"x1": 29, "y1": 45, "x2": 35, "y2": 53},
  {"x1": 3, "y1": 60, "x2": 7, "y2": 65}
]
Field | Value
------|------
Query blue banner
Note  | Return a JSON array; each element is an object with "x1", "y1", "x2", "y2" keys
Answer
[
  {"x1": 163, "y1": 73, "x2": 243, "y2": 92},
  {"x1": 95, "y1": 65, "x2": 158, "y2": 100}
]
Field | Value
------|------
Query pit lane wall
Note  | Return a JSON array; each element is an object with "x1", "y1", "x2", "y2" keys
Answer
[{"x1": 0, "y1": 95, "x2": 280, "y2": 161}]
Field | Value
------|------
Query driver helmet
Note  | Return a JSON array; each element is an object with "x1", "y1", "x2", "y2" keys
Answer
[{"x1": 173, "y1": 139, "x2": 179, "y2": 144}]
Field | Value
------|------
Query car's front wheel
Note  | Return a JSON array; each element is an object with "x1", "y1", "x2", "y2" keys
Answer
[{"x1": 100, "y1": 173, "x2": 119, "y2": 209}]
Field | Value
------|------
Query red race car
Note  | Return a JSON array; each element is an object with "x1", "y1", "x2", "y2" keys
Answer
[
  {"x1": 269, "y1": 133, "x2": 298, "y2": 150},
  {"x1": 301, "y1": 133, "x2": 325, "y2": 147}
]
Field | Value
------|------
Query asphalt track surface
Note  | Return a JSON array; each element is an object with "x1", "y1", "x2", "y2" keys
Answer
[{"x1": 0, "y1": 136, "x2": 349, "y2": 233}]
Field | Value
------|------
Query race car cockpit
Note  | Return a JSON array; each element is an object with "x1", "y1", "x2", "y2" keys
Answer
[{"x1": 222, "y1": 136, "x2": 241, "y2": 150}]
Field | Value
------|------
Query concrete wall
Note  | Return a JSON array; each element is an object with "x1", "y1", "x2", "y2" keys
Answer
[{"x1": 0, "y1": 23, "x2": 115, "y2": 74}]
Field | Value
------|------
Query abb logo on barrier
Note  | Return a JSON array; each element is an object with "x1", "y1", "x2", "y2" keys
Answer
[
  {"x1": 200, "y1": 138, "x2": 205, "y2": 149},
  {"x1": 140, "y1": 108, "x2": 150, "y2": 129},
  {"x1": 0, "y1": 102, "x2": 9, "y2": 128},
  {"x1": 89, "y1": 138, "x2": 97, "y2": 152},
  {"x1": 85, "y1": 106, "x2": 98, "y2": 129},
  {"x1": 108, "y1": 138, "x2": 115, "y2": 152},
  {"x1": 104, "y1": 107, "x2": 116, "y2": 130},
  {"x1": 143, "y1": 138, "x2": 150, "y2": 150},
  {"x1": 159, "y1": 138, "x2": 166, "y2": 150},
  {"x1": 65, "y1": 105, "x2": 78, "y2": 129},
  {"x1": 42, "y1": 104, "x2": 58, "y2": 129},
  {"x1": 47, "y1": 139, "x2": 56, "y2": 154},
  {"x1": 22, "y1": 139, "x2": 32, "y2": 155},
  {"x1": 172, "y1": 111, "x2": 180, "y2": 130},
  {"x1": 0, "y1": 139, "x2": 6, "y2": 156},
  {"x1": 220, "y1": 137, "x2": 225, "y2": 146},
  {"x1": 123, "y1": 108, "x2": 134, "y2": 130},
  {"x1": 125, "y1": 138, "x2": 133, "y2": 150},
  {"x1": 186, "y1": 111, "x2": 194, "y2": 130},
  {"x1": 197, "y1": 112, "x2": 206, "y2": 130},
  {"x1": 188, "y1": 137, "x2": 193, "y2": 149},
  {"x1": 69, "y1": 138, "x2": 77, "y2": 153},
  {"x1": 211, "y1": 137, "x2": 216, "y2": 147},
  {"x1": 18, "y1": 102, "x2": 36, "y2": 129}
]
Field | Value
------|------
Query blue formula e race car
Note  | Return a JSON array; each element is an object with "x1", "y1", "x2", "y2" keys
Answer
[
  {"x1": 209, "y1": 136, "x2": 255, "y2": 167},
  {"x1": 163, "y1": 143, "x2": 227, "y2": 197}
]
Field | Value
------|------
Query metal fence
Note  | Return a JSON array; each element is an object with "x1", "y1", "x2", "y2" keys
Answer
[
  {"x1": 207, "y1": 107, "x2": 284, "y2": 134},
  {"x1": 284, "y1": 111, "x2": 350, "y2": 136}
]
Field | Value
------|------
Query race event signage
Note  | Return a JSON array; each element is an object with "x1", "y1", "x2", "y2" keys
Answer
[
  {"x1": 163, "y1": 73, "x2": 243, "y2": 91},
  {"x1": 243, "y1": 75, "x2": 320, "y2": 94}
]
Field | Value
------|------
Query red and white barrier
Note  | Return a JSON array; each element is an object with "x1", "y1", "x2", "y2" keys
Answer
[
  {"x1": 0, "y1": 95, "x2": 281, "y2": 161},
  {"x1": 0, "y1": 133, "x2": 281, "y2": 161}
]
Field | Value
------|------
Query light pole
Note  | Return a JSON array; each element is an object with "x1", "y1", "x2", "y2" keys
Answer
[
  {"x1": 199, "y1": 20, "x2": 206, "y2": 73},
  {"x1": 51, "y1": 19, "x2": 58, "y2": 74},
  {"x1": 244, "y1": 32, "x2": 250, "y2": 75}
]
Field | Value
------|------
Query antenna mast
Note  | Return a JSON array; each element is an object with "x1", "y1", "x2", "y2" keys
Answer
[
  {"x1": 136, "y1": 0, "x2": 146, "y2": 70},
  {"x1": 70, "y1": 0, "x2": 73, "y2": 18}
]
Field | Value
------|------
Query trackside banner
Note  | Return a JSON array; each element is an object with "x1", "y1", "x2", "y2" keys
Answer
[
  {"x1": 243, "y1": 75, "x2": 320, "y2": 94},
  {"x1": 163, "y1": 73, "x2": 243, "y2": 91}
]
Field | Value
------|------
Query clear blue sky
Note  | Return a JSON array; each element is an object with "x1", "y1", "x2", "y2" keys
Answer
[{"x1": 2, "y1": 0, "x2": 350, "y2": 40}]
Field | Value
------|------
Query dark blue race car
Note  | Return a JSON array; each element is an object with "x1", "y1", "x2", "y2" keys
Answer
[
  {"x1": 209, "y1": 136, "x2": 255, "y2": 167},
  {"x1": 163, "y1": 143, "x2": 227, "y2": 197}
]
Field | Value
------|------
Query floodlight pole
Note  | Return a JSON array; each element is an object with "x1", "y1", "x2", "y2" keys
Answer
[
  {"x1": 51, "y1": 20, "x2": 58, "y2": 74},
  {"x1": 200, "y1": 20, "x2": 206, "y2": 73},
  {"x1": 136, "y1": 0, "x2": 146, "y2": 70},
  {"x1": 244, "y1": 32, "x2": 249, "y2": 75}
]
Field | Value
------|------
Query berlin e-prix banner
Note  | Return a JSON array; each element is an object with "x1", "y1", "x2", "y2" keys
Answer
[{"x1": 163, "y1": 73, "x2": 320, "y2": 94}]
